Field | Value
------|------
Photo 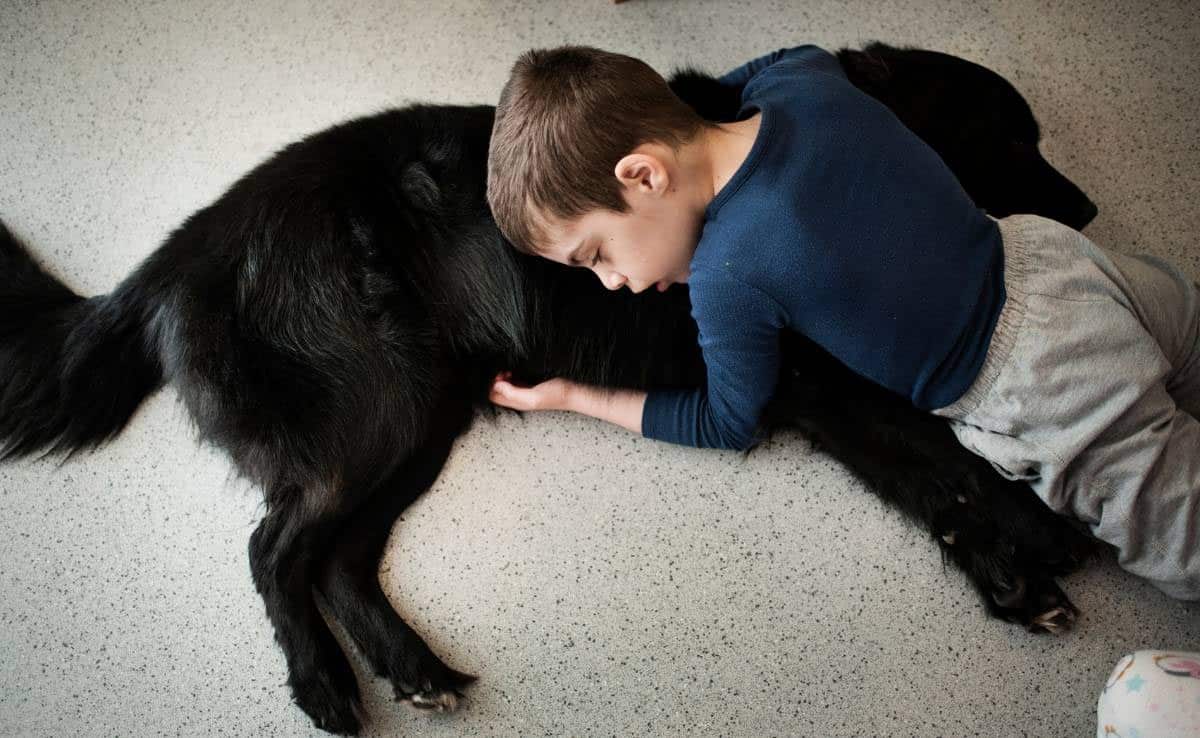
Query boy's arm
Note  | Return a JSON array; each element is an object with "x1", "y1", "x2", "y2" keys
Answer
[
  {"x1": 490, "y1": 375, "x2": 646, "y2": 434},
  {"x1": 490, "y1": 278, "x2": 786, "y2": 450},
  {"x1": 718, "y1": 44, "x2": 843, "y2": 88},
  {"x1": 641, "y1": 275, "x2": 786, "y2": 450}
]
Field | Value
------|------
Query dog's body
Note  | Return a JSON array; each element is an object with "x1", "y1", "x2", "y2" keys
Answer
[{"x1": 0, "y1": 44, "x2": 1097, "y2": 733}]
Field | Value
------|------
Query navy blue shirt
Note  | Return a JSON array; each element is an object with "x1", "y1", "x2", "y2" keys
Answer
[{"x1": 641, "y1": 45, "x2": 1005, "y2": 450}]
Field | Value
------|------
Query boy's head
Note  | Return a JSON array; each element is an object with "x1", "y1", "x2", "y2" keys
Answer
[{"x1": 487, "y1": 45, "x2": 712, "y2": 293}]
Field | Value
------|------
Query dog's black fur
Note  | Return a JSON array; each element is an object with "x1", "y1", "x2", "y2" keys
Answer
[{"x1": 0, "y1": 43, "x2": 1098, "y2": 734}]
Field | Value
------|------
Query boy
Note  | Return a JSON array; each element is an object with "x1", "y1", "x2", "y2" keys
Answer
[{"x1": 485, "y1": 45, "x2": 1200, "y2": 599}]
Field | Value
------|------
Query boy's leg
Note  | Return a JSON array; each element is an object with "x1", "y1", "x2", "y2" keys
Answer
[
  {"x1": 948, "y1": 362, "x2": 1200, "y2": 599},
  {"x1": 1041, "y1": 232, "x2": 1200, "y2": 597},
  {"x1": 1067, "y1": 378, "x2": 1200, "y2": 598},
  {"x1": 933, "y1": 215, "x2": 1200, "y2": 599},
  {"x1": 1096, "y1": 247, "x2": 1200, "y2": 418}
]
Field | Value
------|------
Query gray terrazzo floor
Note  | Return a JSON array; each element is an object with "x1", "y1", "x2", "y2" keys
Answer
[{"x1": 1, "y1": 1, "x2": 1199, "y2": 736}]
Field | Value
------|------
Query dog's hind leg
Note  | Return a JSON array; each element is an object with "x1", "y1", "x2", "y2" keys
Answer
[
  {"x1": 249, "y1": 478, "x2": 373, "y2": 735},
  {"x1": 927, "y1": 466, "x2": 1095, "y2": 632},
  {"x1": 795, "y1": 408, "x2": 1092, "y2": 631},
  {"x1": 767, "y1": 343, "x2": 1095, "y2": 632},
  {"x1": 315, "y1": 397, "x2": 478, "y2": 713}
]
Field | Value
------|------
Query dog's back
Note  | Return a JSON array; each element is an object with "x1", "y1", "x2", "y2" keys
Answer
[{"x1": 838, "y1": 43, "x2": 1097, "y2": 228}]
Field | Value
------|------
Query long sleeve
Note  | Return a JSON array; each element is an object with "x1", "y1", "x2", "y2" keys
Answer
[{"x1": 641, "y1": 274, "x2": 786, "y2": 450}]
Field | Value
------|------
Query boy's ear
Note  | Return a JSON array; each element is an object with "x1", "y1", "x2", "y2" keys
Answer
[{"x1": 614, "y1": 149, "x2": 670, "y2": 197}]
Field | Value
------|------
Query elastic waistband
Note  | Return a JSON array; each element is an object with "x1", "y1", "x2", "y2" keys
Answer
[{"x1": 931, "y1": 215, "x2": 1039, "y2": 418}]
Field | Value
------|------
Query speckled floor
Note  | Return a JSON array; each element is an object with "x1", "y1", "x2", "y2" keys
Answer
[{"x1": 1, "y1": 1, "x2": 1198, "y2": 736}]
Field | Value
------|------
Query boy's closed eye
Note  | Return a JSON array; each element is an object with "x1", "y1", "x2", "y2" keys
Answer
[{"x1": 567, "y1": 242, "x2": 602, "y2": 268}]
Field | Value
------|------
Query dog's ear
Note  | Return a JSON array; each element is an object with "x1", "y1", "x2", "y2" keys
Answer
[
  {"x1": 667, "y1": 68, "x2": 743, "y2": 123},
  {"x1": 836, "y1": 44, "x2": 894, "y2": 95}
]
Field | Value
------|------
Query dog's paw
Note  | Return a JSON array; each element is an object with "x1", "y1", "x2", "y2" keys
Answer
[
  {"x1": 1029, "y1": 603, "x2": 1077, "y2": 634},
  {"x1": 387, "y1": 654, "x2": 477, "y2": 714},
  {"x1": 988, "y1": 573, "x2": 1079, "y2": 634},
  {"x1": 402, "y1": 686, "x2": 464, "y2": 712}
]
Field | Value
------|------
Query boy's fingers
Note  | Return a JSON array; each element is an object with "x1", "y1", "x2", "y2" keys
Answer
[{"x1": 491, "y1": 381, "x2": 533, "y2": 410}]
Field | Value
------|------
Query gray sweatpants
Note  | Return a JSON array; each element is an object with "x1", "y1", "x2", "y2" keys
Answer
[{"x1": 930, "y1": 214, "x2": 1200, "y2": 599}]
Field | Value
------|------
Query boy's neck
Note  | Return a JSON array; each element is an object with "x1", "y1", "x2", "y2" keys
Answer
[{"x1": 687, "y1": 114, "x2": 763, "y2": 209}]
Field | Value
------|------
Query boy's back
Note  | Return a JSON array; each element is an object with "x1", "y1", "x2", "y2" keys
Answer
[{"x1": 643, "y1": 46, "x2": 1004, "y2": 448}]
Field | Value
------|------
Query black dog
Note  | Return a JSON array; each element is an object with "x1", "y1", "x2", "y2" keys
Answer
[{"x1": 0, "y1": 43, "x2": 1097, "y2": 734}]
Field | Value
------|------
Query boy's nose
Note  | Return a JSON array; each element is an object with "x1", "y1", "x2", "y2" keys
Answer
[{"x1": 600, "y1": 271, "x2": 626, "y2": 290}]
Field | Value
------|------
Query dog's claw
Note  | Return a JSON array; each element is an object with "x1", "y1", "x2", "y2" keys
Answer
[
  {"x1": 1030, "y1": 605, "x2": 1075, "y2": 634},
  {"x1": 402, "y1": 689, "x2": 460, "y2": 712}
]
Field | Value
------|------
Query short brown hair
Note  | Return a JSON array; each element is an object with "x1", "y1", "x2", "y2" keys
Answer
[{"x1": 487, "y1": 46, "x2": 707, "y2": 254}]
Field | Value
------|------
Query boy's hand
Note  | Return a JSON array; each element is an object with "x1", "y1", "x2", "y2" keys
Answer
[
  {"x1": 490, "y1": 372, "x2": 574, "y2": 412},
  {"x1": 490, "y1": 372, "x2": 646, "y2": 435}
]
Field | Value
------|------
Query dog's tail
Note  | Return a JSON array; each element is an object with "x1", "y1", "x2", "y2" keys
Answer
[{"x1": 0, "y1": 218, "x2": 163, "y2": 459}]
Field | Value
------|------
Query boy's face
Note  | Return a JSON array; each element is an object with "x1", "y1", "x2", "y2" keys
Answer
[{"x1": 537, "y1": 146, "x2": 704, "y2": 293}]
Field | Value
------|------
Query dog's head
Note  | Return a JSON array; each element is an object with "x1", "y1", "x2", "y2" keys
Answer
[{"x1": 839, "y1": 43, "x2": 1097, "y2": 230}]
